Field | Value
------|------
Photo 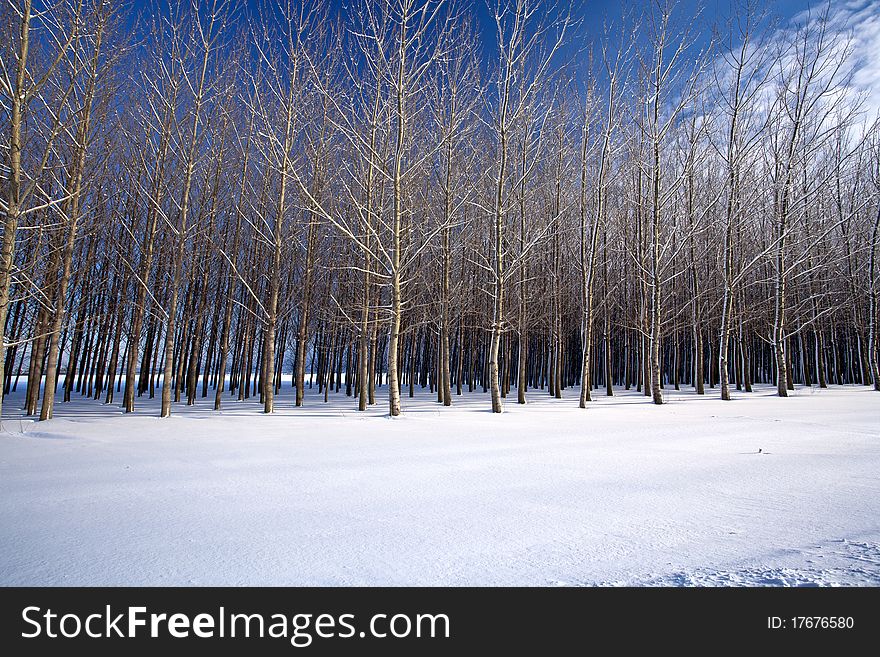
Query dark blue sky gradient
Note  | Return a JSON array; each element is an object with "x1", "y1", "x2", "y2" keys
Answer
[{"x1": 124, "y1": 0, "x2": 818, "y2": 66}]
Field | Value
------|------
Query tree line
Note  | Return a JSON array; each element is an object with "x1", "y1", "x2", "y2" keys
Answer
[{"x1": 1, "y1": 0, "x2": 879, "y2": 422}]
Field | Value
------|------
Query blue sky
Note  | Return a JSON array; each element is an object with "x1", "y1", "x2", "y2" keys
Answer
[
  {"x1": 124, "y1": 0, "x2": 880, "y2": 115},
  {"x1": 122, "y1": 0, "x2": 822, "y2": 72},
  {"x1": 126, "y1": 0, "x2": 820, "y2": 44}
]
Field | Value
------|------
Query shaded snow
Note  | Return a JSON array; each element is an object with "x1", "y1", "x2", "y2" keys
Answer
[
  {"x1": 602, "y1": 538, "x2": 880, "y2": 586},
  {"x1": 0, "y1": 383, "x2": 878, "y2": 586}
]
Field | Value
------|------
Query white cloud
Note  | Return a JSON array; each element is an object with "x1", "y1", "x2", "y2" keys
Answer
[{"x1": 792, "y1": 0, "x2": 880, "y2": 123}]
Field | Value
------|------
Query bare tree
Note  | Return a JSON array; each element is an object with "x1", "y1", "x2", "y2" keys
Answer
[
  {"x1": 0, "y1": 0, "x2": 83, "y2": 418},
  {"x1": 40, "y1": 0, "x2": 115, "y2": 420},
  {"x1": 579, "y1": 27, "x2": 629, "y2": 408},
  {"x1": 484, "y1": 0, "x2": 569, "y2": 413},
  {"x1": 159, "y1": 0, "x2": 228, "y2": 418}
]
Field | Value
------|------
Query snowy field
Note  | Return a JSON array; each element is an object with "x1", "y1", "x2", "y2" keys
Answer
[{"x1": 0, "y1": 383, "x2": 878, "y2": 587}]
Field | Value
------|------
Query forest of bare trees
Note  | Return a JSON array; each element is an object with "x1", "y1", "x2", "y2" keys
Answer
[{"x1": 1, "y1": 0, "x2": 878, "y2": 422}]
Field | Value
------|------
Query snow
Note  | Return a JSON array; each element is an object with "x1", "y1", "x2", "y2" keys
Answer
[{"x1": 1, "y1": 382, "x2": 878, "y2": 586}]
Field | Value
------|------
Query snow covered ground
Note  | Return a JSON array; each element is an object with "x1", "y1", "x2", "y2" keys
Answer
[{"x1": 1, "y1": 382, "x2": 878, "y2": 586}]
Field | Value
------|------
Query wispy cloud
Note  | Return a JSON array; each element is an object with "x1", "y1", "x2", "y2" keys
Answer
[{"x1": 792, "y1": 0, "x2": 880, "y2": 122}]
